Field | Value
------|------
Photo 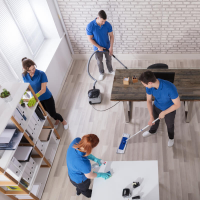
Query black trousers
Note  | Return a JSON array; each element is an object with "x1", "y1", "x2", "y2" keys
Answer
[
  {"x1": 40, "y1": 96, "x2": 63, "y2": 122},
  {"x1": 70, "y1": 178, "x2": 92, "y2": 198},
  {"x1": 149, "y1": 104, "x2": 176, "y2": 139}
]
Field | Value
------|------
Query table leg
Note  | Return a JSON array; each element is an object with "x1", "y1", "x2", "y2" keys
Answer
[
  {"x1": 184, "y1": 101, "x2": 194, "y2": 123},
  {"x1": 123, "y1": 101, "x2": 130, "y2": 123}
]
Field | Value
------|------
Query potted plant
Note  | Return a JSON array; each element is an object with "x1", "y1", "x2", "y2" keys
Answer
[
  {"x1": 20, "y1": 99, "x2": 25, "y2": 107},
  {"x1": 0, "y1": 89, "x2": 12, "y2": 102}
]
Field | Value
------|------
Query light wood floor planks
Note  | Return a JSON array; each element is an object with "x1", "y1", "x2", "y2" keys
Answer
[{"x1": 41, "y1": 59, "x2": 200, "y2": 200}]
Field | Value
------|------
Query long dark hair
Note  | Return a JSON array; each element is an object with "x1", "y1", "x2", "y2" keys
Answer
[{"x1": 22, "y1": 57, "x2": 37, "y2": 76}]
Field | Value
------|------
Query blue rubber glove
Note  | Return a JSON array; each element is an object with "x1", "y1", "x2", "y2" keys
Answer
[
  {"x1": 93, "y1": 172, "x2": 111, "y2": 180},
  {"x1": 87, "y1": 154, "x2": 102, "y2": 166}
]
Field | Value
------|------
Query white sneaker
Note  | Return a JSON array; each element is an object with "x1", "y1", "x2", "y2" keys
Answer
[
  {"x1": 109, "y1": 71, "x2": 115, "y2": 75},
  {"x1": 54, "y1": 123, "x2": 59, "y2": 129},
  {"x1": 142, "y1": 131, "x2": 152, "y2": 138},
  {"x1": 168, "y1": 139, "x2": 174, "y2": 147},
  {"x1": 99, "y1": 74, "x2": 104, "y2": 81},
  {"x1": 64, "y1": 123, "x2": 69, "y2": 130}
]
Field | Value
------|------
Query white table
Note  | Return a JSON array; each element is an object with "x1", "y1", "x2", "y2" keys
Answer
[{"x1": 92, "y1": 161, "x2": 159, "y2": 200}]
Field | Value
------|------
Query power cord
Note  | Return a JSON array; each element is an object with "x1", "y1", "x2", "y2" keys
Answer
[{"x1": 91, "y1": 101, "x2": 120, "y2": 112}]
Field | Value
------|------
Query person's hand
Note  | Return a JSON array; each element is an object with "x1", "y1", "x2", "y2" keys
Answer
[
  {"x1": 148, "y1": 116, "x2": 155, "y2": 126},
  {"x1": 95, "y1": 172, "x2": 111, "y2": 180},
  {"x1": 94, "y1": 158, "x2": 102, "y2": 166},
  {"x1": 98, "y1": 46, "x2": 104, "y2": 51},
  {"x1": 28, "y1": 93, "x2": 40, "y2": 107},
  {"x1": 109, "y1": 47, "x2": 113, "y2": 56},
  {"x1": 28, "y1": 97, "x2": 36, "y2": 107},
  {"x1": 159, "y1": 111, "x2": 166, "y2": 119}
]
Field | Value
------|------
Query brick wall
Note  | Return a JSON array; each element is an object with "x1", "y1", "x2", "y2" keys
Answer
[{"x1": 57, "y1": 0, "x2": 200, "y2": 54}]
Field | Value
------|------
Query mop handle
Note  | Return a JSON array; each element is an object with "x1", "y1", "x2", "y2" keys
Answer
[{"x1": 126, "y1": 118, "x2": 160, "y2": 141}]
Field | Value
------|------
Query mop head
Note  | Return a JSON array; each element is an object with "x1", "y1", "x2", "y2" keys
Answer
[{"x1": 117, "y1": 133, "x2": 130, "y2": 154}]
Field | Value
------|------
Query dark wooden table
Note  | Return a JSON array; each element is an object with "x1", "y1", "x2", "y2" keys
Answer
[{"x1": 111, "y1": 69, "x2": 200, "y2": 123}]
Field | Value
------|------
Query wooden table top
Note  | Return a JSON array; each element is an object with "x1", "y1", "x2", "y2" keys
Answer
[{"x1": 111, "y1": 69, "x2": 200, "y2": 101}]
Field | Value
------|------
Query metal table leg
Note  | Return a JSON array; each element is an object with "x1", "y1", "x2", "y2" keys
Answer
[
  {"x1": 123, "y1": 101, "x2": 131, "y2": 123},
  {"x1": 184, "y1": 101, "x2": 194, "y2": 123}
]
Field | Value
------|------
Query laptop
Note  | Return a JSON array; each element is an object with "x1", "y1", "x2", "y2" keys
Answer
[{"x1": 153, "y1": 72, "x2": 175, "y2": 83}]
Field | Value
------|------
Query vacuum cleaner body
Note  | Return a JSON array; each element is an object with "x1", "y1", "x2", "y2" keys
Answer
[
  {"x1": 88, "y1": 88, "x2": 101, "y2": 104},
  {"x1": 87, "y1": 49, "x2": 128, "y2": 105}
]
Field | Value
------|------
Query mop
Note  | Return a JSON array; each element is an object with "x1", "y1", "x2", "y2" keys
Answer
[{"x1": 117, "y1": 118, "x2": 160, "y2": 154}]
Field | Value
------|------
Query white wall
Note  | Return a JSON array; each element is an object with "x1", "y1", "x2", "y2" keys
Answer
[
  {"x1": 45, "y1": 36, "x2": 72, "y2": 102},
  {"x1": 33, "y1": 0, "x2": 72, "y2": 101},
  {"x1": 57, "y1": 0, "x2": 200, "y2": 54}
]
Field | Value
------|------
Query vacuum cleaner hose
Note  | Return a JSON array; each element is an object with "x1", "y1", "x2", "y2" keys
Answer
[
  {"x1": 87, "y1": 49, "x2": 128, "y2": 89},
  {"x1": 87, "y1": 50, "x2": 98, "y2": 89}
]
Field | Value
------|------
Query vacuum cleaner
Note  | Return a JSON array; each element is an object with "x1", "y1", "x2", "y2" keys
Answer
[{"x1": 87, "y1": 49, "x2": 128, "y2": 105}]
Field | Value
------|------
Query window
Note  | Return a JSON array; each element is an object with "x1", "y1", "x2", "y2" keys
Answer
[{"x1": 0, "y1": 0, "x2": 45, "y2": 84}]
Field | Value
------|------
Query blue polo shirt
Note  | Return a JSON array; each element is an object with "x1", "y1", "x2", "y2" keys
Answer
[
  {"x1": 86, "y1": 18, "x2": 113, "y2": 51},
  {"x1": 23, "y1": 69, "x2": 52, "y2": 101},
  {"x1": 67, "y1": 138, "x2": 91, "y2": 184},
  {"x1": 146, "y1": 79, "x2": 179, "y2": 111}
]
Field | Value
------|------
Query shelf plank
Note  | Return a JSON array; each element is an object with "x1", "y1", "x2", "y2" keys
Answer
[
  {"x1": 43, "y1": 126, "x2": 52, "y2": 129},
  {"x1": 40, "y1": 165, "x2": 49, "y2": 168},
  {"x1": 5, "y1": 191, "x2": 27, "y2": 195},
  {"x1": 0, "y1": 181, "x2": 18, "y2": 186},
  {"x1": 43, "y1": 157, "x2": 51, "y2": 168}
]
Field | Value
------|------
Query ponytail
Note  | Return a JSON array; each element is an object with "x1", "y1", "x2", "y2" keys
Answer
[{"x1": 73, "y1": 134, "x2": 99, "y2": 156}]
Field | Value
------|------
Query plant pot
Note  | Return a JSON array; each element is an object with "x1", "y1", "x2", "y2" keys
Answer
[{"x1": 1, "y1": 94, "x2": 12, "y2": 102}]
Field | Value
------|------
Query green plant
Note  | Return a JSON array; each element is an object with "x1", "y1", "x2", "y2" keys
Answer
[
  {"x1": 0, "y1": 89, "x2": 10, "y2": 98},
  {"x1": 20, "y1": 99, "x2": 24, "y2": 104}
]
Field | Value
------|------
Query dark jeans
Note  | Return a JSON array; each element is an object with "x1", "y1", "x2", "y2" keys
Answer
[
  {"x1": 40, "y1": 96, "x2": 63, "y2": 122},
  {"x1": 95, "y1": 51, "x2": 113, "y2": 74},
  {"x1": 149, "y1": 104, "x2": 176, "y2": 139},
  {"x1": 70, "y1": 178, "x2": 92, "y2": 198}
]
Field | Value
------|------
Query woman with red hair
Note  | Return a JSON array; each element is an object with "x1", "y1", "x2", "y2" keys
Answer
[{"x1": 66, "y1": 134, "x2": 111, "y2": 198}]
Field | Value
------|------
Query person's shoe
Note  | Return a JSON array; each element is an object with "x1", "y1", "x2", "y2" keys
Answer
[
  {"x1": 109, "y1": 71, "x2": 115, "y2": 75},
  {"x1": 64, "y1": 123, "x2": 69, "y2": 130},
  {"x1": 142, "y1": 131, "x2": 153, "y2": 138},
  {"x1": 168, "y1": 139, "x2": 174, "y2": 147},
  {"x1": 54, "y1": 122, "x2": 59, "y2": 129},
  {"x1": 76, "y1": 190, "x2": 81, "y2": 196},
  {"x1": 99, "y1": 74, "x2": 104, "y2": 81}
]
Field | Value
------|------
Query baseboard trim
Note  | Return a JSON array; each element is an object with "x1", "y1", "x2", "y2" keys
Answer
[{"x1": 73, "y1": 54, "x2": 200, "y2": 60}]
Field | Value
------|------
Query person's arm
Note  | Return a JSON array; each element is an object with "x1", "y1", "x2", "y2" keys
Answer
[
  {"x1": 87, "y1": 35, "x2": 104, "y2": 51},
  {"x1": 38, "y1": 82, "x2": 47, "y2": 96},
  {"x1": 159, "y1": 96, "x2": 181, "y2": 119},
  {"x1": 146, "y1": 93, "x2": 155, "y2": 126},
  {"x1": 108, "y1": 32, "x2": 114, "y2": 56},
  {"x1": 84, "y1": 171, "x2": 97, "y2": 179}
]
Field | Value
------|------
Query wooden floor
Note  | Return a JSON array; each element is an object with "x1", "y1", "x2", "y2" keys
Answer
[{"x1": 41, "y1": 59, "x2": 200, "y2": 200}]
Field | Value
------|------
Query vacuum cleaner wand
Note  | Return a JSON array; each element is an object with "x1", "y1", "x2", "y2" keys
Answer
[
  {"x1": 103, "y1": 49, "x2": 128, "y2": 69},
  {"x1": 87, "y1": 49, "x2": 128, "y2": 88}
]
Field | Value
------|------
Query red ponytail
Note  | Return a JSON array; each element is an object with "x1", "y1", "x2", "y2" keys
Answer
[{"x1": 73, "y1": 134, "x2": 99, "y2": 156}]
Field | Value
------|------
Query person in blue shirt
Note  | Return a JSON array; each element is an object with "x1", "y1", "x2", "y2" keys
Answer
[
  {"x1": 22, "y1": 57, "x2": 68, "y2": 130},
  {"x1": 86, "y1": 10, "x2": 115, "y2": 81},
  {"x1": 138, "y1": 71, "x2": 181, "y2": 147},
  {"x1": 66, "y1": 134, "x2": 111, "y2": 198}
]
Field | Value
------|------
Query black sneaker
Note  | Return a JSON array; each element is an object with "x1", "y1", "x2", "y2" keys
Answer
[{"x1": 76, "y1": 191, "x2": 81, "y2": 196}]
